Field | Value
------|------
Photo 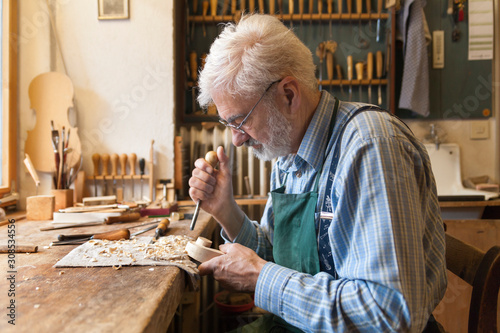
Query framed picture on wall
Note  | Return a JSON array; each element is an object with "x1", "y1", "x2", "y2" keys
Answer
[{"x1": 98, "y1": 0, "x2": 129, "y2": 20}]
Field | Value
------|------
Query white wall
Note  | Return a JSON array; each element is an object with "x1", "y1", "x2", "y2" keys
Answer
[{"x1": 18, "y1": 0, "x2": 175, "y2": 208}]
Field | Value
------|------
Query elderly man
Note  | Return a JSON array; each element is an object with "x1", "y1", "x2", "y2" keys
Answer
[{"x1": 189, "y1": 14, "x2": 447, "y2": 332}]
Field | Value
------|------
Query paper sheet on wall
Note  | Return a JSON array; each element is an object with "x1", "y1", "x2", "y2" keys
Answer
[{"x1": 468, "y1": 0, "x2": 494, "y2": 60}]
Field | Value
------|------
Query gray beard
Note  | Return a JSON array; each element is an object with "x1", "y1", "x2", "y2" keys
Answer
[{"x1": 244, "y1": 102, "x2": 292, "y2": 161}]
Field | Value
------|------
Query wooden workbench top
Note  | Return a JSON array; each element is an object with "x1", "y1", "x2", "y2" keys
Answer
[{"x1": 0, "y1": 209, "x2": 216, "y2": 333}]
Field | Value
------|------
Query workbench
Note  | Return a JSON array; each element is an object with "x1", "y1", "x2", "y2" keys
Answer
[{"x1": 0, "y1": 210, "x2": 216, "y2": 333}]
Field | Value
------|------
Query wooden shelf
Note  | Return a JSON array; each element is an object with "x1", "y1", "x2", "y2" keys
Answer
[{"x1": 188, "y1": 13, "x2": 390, "y2": 23}]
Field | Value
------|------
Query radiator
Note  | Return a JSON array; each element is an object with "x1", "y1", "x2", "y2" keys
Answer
[{"x1": 177, "y1": 125, "x2": 274, "y2": 200}]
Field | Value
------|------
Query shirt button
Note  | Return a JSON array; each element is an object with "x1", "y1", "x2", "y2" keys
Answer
[{"x1": 296, "y1": 171, "x2": 302, "y2": 178}]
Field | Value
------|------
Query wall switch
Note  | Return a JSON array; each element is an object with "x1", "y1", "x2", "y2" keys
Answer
[
  {"x1": 433, "y1": 30, "x2": 445, "y2": 69},
  {"x1": 470, "y1": 121, "x2": 489, "y2": 140}
]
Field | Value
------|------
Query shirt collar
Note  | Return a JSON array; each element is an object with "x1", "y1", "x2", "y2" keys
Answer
[{"x1": 277, "y1": 91, "x2": 337, "y2": 173}]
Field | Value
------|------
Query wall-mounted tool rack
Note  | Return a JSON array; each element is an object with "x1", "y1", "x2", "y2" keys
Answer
[
  {"x1": 174, "y1": 1, "x2": 397, "y2": 124},
  {"x1": 85, "y1": 141, "x2": 155, "y2": 203}
]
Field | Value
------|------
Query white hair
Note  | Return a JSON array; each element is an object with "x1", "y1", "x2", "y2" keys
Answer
[{"x1": 197, "y1": 14, "x2": 318, "y2": 108}]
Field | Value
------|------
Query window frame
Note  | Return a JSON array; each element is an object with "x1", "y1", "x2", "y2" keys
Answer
[{"x1": 1, "y1": 0, "x2": 18, "y2": 197}]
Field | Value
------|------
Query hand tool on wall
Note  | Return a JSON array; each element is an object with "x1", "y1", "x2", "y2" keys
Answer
[
  {"x1": 316, "y1": 42, "x2": 326, "y2": 90},
  {"x1": 356, "y1": 0, "x2": 369, "y2": 48},
  {"x1": 376, "y1": 0, "x2": 382, "y2": 42},
  {"x1": 376, "y1": 50, "x2": 383, "y2": 105},
  {"x1": 347, "y1": 0, "x2": 352, "y2": 33},
  {"x1": 101, "y1": 153, "x2": 110, "y2": 196},
  {"x1": 324, "y1": 41, "x2": 337, "y2": 92},
  {"x1": 366, "y1": 51, "x2": 373, "y2": 103},
  {"x1": 111, "y1": 153, "x2": 119, "y2": 196},
  {"x1": 24, "y1": 154, "x2": 41, "y2": 195},
  {"x1": 202, "y1": 1, "x2": 209, "y2": 37},
  {"x1": 269, "y1": 0, "x2": 275, "y2": 14},
  {"x1": 92, "y1": 153, "x2": 101, "y2": 196},
  {"x1": 190, "y1": 0, "x2": 199, "y2": 42},
  {"x1": 336, "y1": 64, "x2": 345, "y2": 96},
  {"x1": 222, "y1": 0, "x2": 229, "y2": 15},
  {"x1": 355, "y1": 61, "x2": 364, "y2": 101},
  {"x1": 288, "y1": 0, "x2": 294, "y2": 28},
  {"x1": 105, "y1": 211, "x2": 141, "y2": 224},
  {"x1": 299, "y1": 0, "x2": 304, "y2": 34},
  {"x1": 249, "y1": 0, "x2": 255, "y2": 12},
  {"x1": 149, "y1": 218, "x2": 171, "y2": 244},
  {"x1": 366, "y1": 0, "x2": 372, "y2": 30},
  {"x1": 139, "y1": 158, "x2": 146, "y2": 201},
  {"x1": 241, "y1": 0, "x2": 247, "y2": 12},
  {"x1": 327, "y1": 0, "x2": 333, "y2": 38},
  {"x1": 210, "y1": 0, "x2": 217, "y2": 16},
  {"x1": 129, "y1": 153, "x2": 137, "y2": 201},
  {"x1": 278, "y1": 0, "x2": 283, "y2": 18},
  {"x1": 347, "y1": 55, "x2": 353, "y2": 101},
  {"x1": 259, "y1": 0, "x2": 264, "y2": 13},
  {"x1": 231, "y1": 0, "x2": 236, "y2": 14},
  {"x1": 190, "y1": 151, "x2": 219, "y2": 231},
  {"x1": 119, "y1": 153, "x2": 128, "y2": 201}
]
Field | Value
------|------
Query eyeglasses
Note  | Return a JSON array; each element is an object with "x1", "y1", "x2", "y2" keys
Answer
[{"x1": 218, "y1": 80, "x2": 280, "y2": 134}]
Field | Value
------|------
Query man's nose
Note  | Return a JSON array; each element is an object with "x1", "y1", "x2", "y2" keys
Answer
[{"x1": 231, "y1": 129, "x2": 249, "y2": 147}]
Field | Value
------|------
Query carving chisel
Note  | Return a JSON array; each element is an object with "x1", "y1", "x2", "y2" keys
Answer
[
  {"x1": 190, "y1": 151, "x2": 219, "y2": 231},
  {"x1": 101, "y1": 153, "x2": 110, "y2": 196},
  {"x1": 269, "y1": 0, "x2": 275, "y2": 14},
  {"x1": 366, "y1": 52, "x2": 373, "y2": 103},
  {"x1": 111, "y1": 153, "x2": 119, "y2": 196},
  {"x1": 92, "y1": 153, "x2": 100, "y2": 196},
  {"x1": 347, "y1": 55, "x2": 353, "y2": 101},
  {"x1": 288, "y1": 0, "x2": 294, "y2": 28},
  {"x1": 336, "y1": 64, "x2": 345, "y2": 97},
  {"x1": 129, "y1": 153, "x2": 137, "y2": 201},
  {"x1": 202, "y1": 1, "x2": 209, "y2": 37},
  {"x1": 327, "y1": 0, "x2": 333, "y2": 38},
  {"x1": 316, "y1": 42, "x2": 326, "y2": 91},
  {"x1": 376, "y1": 51, "x2": 383, "y2": 105},
  {"x1": 119, "y1": 153, "x2": 128, "y2": 202},
  {"x1": 139, "y1": 158, "x2": 146, "y2": 201},
  {"x1": 52, "y1": 228, "x2": 131, "y2": 246},
  {"x1": 355, "y1": 61, "x2": 364, "y2": 101},
  {"x1": 149, "y1": 218, "x2": 171, "y2": 244},
  {"x1": 259, "y1": 0, "x2": 264, "y2": 13},
  {"x1": 376, "y1": 0, "x2": 382, "y2": 42}
]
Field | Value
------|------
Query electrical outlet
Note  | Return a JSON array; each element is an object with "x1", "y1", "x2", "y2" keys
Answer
[{"x1": 470, "y1": 121, "x2": 489, "y2": 140}]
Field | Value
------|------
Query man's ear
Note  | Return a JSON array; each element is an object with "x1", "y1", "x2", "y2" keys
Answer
[{"x1": 279, "y1": 77, "x2": 301, "y2": 114}]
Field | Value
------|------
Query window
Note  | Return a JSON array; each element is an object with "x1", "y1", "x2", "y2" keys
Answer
[{"x1": 0, "y1": 0, "x2": 17, "y2": 198}]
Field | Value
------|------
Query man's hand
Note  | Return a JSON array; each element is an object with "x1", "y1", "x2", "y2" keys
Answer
[{"x1": 198, "y1": 243, "x2": 267, "y2": 292}]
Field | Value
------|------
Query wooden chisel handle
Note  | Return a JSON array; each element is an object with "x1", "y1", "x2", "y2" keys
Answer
[
  {"x1": 101, "y1": 153, "x2": 110, "y2": 176},
  {"x1": 0, "y1": 244, "x2": 38, "y2": 253},
  {"x1": 193, "y1": 0, "x2": 199, "y2": 14},
  {"x1": 347, "y1": 0, "x2": 352, "y2": 14},
  {"x1": 92, "y1": 153, "x2": 101, "y2": 177},
  {"x1": 356, "y1": 0, "x2": 362, "y2": 14},
  {"x1": 327, "y1": 0, "x2": 333, "y2": 14},
  {"x1": 309, "y1": 0, "x2": 313, "y2": 15},
  {"x1": 222, "y1": 0, "x2": 229, "y2": 15},
  {"x1": 326, "y1": 52, "x2": 334, "y2": 81},
  {"x1": 355, "y1": 62, "x2": 364, "y2": 80},
  {"x1": 111, "y1": 153, "x2": 119, "y2": 177},
  {"x1": 129, "y1": 153, "x2": 137, "y2": 176},
  {"x1": 259, "y1": 0, "x2": 264, "y2": 13},
  {"x1": 299, "y1": 0, "x2": 304, "y2": 16},
  {"x1": 347, "y1": 55, "x2": 353, "y2": 80},
  {"x1": 210, "y1": 0, "x2": 217, "y2": 16},
  {"x1": 231, "y1": 0, "x2": 236, "y2": 14},
  {"x1": 288, "y1": 0, "x2": 294, "y2": 16},
  {"x1": 376, "y1": 51, "x2": 383, "y2": 78},
  {"x1": 367, "y1": 52, "x2": 373, "y2": 80},
  {"x1": 105, "y1": 212, "x2": 141, "y2": 224},
  {"x1": 241, "y1": 0, "x2": 247, "y2": 12},
  {"x1": 318, "y1": 0, "x2": 323, "y2": 13},
  {"x1": 336, "y1": 64, "x2": 343, "y2": 80},
  {"x1": 92, "y1": 228, "x2": 130, "y2": 241},
  {"x1": 377, "y1": 0, "x2": 382, "y2": 13},
  {"x1": 269, "y1": 0, "x2": 275, "y2": 14},
  {"x1": 338, "y1": 0, "x2": 343, "y2": 14},
  {"x1": 366, "y1": 0, "x2": 371, "y2": 14},
  {"x1": 119, "y1": 153, "x2": 128, "y2": 176},
  {"x1": 249, "y1": 0, "x2": 255, "y2": 12},
  {"x1": 190, "y1": 51, "x2": 198, "y2": 81}
]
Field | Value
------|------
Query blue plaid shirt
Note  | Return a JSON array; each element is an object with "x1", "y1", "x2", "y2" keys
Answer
[{"x1": 225, "y1": 91, "x2": 447, "y2": 332}]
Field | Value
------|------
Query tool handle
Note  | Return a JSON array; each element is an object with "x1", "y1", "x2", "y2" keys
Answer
[
  {"x1": 0, "y1": 245, "x2": 38, "y2": 253},
  {"x1": 189, "y1": 51, "x2": 198, "y2": 81},
  {"x1": 318, "y1": 0, "x2": 323, "y2": 13},
  {"x1": 269, "y1": 0, "x2": 275, "y2": 14},
  {"x1": 309, "y1": 0, "x2": 313, "y2": 14},
  {"x1": 288, "y1": 0, "x2": 293, "y2": 15},
  {"x1": 222, "y1": 0, "x2": 229, "y2": 14},
  {"x1": 129, "y1": 153, "x2": 137, "y2": 176},
  {"x1": 92, "y1": 153, "x2": 101, "y2": 177},
  {"x1": 101, "y1": 153, "x2": 110, "y2": 176},
  {"x1": 347, "y1": 55, "x2": 353, "y2": 80},
  {"x1": 92, "y1": 228, "x2": 130, "y2": 241},
  {"x1": 377, "y1": 0, "x2": 382, "y2": 13},
  {"x1": 347, "y1": 0, "x2": 352, "y2": 14},
  {"x1": 278, "y1": 0, "x2": 283, "y2": 14},
  {"x1": 366, "y1": 52, "x2": 373, "y2": 80},
  {"x1": 355, "y1": 62, "x2": 364, "y2": 80},
  {"x1": 356, "y1": 0, "x2": 362, "y2": 14},
  {"x1": 205, "y1": 151, "x2": 219, "y2": 167},
  {"x1": 119, "y1": 153, "x2": 128, "y2": 176},
  {"x1": 249, "y1": 0, "x2": 255, "y2": 12},
  {"x1": 210, "y1": 0, "x2": 217, "y2": 16},
  {"x1": 241, "y1": 0, "x2": 247, "y2": 11},
  {"x1": 338, "y1": 0, "x2": 343, "y2": 14},
  {"x1": 202, "y1": 1, "x2": 209, "y2": 17},
  {"x1": 259, "y1": 0, "x2": 264, "y2": 13},
  {"x1": 327, "y1": 0, "x2": 333, "y2": 14},
  {"x1": 111, "y1": 153, "x2": 119, "y2": 176},
  {"x1": 139, "y1": 158, "x2": 146, "y2": 176},
  {"x1": 366, "y1": 0, "x2": 371, "y2": 14},
  {"x1": 326, "y1": 52, "x2": 334, "y2": 81},
  {"x1": 193, "y1": 0, "x2": 199, "y2": 14},
  {"x1": 105, "y1": 212, "x2": 141, "y2": 224},
  {"x1": 336, "y1": 64, "x2": 343, "y2": 80},
  {"x1": 299, "y1": 0, "x2": 304, "y2": 14},
  {"x1": 157, "y1": 218, "x2": 170, "y2": 235},
  {"x1": 58, "y1": 233, "x2": 93, "y2": 241},
  {"x1": 231, "y1": 0, "x2": 236, "y2": 13},
  {"x1": 24, "y1": 154, "x2": 41, "y2": 186},
  {"x1": 376, "y1": 51, "x2": 383, "y2": 78}
]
